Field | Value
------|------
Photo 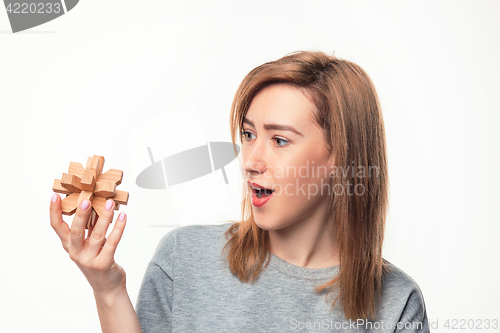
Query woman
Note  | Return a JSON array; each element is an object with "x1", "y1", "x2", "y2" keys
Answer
[{"x1": 50, "y1": 50, "x2": 429, "y2": 332}]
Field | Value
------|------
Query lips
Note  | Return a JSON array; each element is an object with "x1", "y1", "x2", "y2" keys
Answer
[
  {"x1": 248, "y1": 181, "x2": 274, "y2": 207},
  {"x1": 247, "y1": 181, "x2": 274, "y2": 197},
  {"x1": 247, "y1": 181, "x2": 272, "y2": 190}
]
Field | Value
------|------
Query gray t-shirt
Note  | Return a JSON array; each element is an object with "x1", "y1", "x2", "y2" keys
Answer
[{"x1": 135, "y1": 223, "x2": 429, "y2": 332}]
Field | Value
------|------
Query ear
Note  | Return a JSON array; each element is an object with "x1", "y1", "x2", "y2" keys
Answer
[{"x1": 328, "y1": 151, "x2": 336, "y2": 169}]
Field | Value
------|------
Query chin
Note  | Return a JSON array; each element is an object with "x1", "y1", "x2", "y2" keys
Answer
[
  {"x1": 252, "y1": 215, "x2": 288, "y2": 232},
  {"x1": 252, "y1": 216, "x2": 274, "y2": 231}
]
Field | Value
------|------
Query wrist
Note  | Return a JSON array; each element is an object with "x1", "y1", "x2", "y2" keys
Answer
[{"x1": 93, "y1": 286, "x2": 129, "y2": 309}]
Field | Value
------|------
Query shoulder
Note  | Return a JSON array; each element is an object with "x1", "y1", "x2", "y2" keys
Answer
[
  {"x1": 379, "y1": 259, "x2": 429, "y2": 331},
  {"x1": 382, "y1": 259, "x2": 425, "y2": 296},
  {"x1": 155, "y1": 222, "x2": 233, "y2": 248},
  {"x1": 381, "y1": 259, "x2": 428, "y2": 308},
  {"x1": 150, "y1": 222, "x2": 234, "y2": 267}
]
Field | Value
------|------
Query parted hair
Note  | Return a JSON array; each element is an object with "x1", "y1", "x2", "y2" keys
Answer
[{"x1": 221, "y1": 50, "x2": 391, "y2": 320}]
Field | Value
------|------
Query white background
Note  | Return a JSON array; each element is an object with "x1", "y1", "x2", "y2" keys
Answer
[{"x1": 1, "y1": 1, "x2": 499, "y2": 332}]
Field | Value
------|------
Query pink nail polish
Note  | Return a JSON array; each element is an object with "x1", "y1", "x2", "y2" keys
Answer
[
  {"x1": 106, "y1": 199, "x2": 113, "y2": 210},
  {"x1": 81, "y1": 200, "x2": 90, "y2": 210},
  {"x1": 51, "y1": 193, "x2": 57, "y2": 202},
  {"x1": 118, "y1": 212, "x2": 126, "y2": 221}
]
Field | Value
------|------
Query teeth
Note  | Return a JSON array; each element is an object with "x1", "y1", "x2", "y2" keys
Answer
[
  {"x1": 250, "y1": 184, "x2": 263, "y2": 198},
  {"x1": 249, "y1": 183, "x2": 274, "y2": 200}
]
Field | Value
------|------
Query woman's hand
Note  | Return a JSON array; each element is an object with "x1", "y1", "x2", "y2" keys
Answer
[{"x1": 50, "y1": 193, "x2": 128, "y2": 297}]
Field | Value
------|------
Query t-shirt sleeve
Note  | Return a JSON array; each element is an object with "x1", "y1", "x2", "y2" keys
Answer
[
  {"x1": 135, "y1": 230, "x2": 177, "y2": 333},
  {"x1": 394, "y1": 286, "x2": 430, "y2": 333}
]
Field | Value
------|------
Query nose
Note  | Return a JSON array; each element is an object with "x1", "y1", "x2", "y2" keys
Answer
[{"x1": 240, "y1": 138, "x2": 267, "y2": 175}]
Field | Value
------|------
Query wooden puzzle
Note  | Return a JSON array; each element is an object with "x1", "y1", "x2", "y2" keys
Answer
[{"x1": 52, "y1": 155, "x2": 129, "y2": 229}]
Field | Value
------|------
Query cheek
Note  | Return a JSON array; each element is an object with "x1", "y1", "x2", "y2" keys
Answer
[
  {"x1": 238, "y1": 156, "x2": 245, "y2": 175},
  {"x1": 274, "y1": 161, "x2": 330, "y2": 199},
  {"x1": 238, "y1": 149, "x2": 252, "y2": 176}
]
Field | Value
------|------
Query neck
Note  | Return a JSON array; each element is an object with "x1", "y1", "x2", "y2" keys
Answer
[{"x1": 268, "y1": 212, "x2": 339, "y2": 269}]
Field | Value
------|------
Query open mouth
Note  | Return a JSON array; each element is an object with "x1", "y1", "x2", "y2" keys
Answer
[
  {"x1": 248, "y1": 182, "x2": 275, "y2": 199},
  {"x1": 248, "y1": 182, "x2": 275, "y2": 207},
  {"x1": 252, "y1": 187, "x2": 274, "y2": 199}
]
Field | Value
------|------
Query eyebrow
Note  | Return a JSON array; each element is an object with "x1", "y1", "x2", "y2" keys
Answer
[{"x1": 243, "y1": 118, "x2": 304, "y2": 137}]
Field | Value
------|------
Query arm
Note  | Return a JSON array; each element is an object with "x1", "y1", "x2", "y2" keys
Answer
[
  {"x1": 135, "y1": 250, "x2": 175, "y2": 331},
  {"x1": 94, "y1": 287, "x2": 142, "y2": 333},
  {"x1": 394, "y1": 287, "x2": 430, "y2": 333},
  {"x1": 50, "y1": 193, "x2": 142, "y2": 333}
]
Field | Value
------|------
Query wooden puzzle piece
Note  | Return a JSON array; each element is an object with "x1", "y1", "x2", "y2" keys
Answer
[
  {"x1": 78, "y1": 190, "x2": 94, "y2": 205},
  {"x1": 78, "y1": 190, "x2": 95, "y2": 228},
  {"x1": 81, "y1": 171, "x2": 96, "y2": 192},
  {"x1": 61, "y1": 192, "x2": 79, "y2": 215},
  {"x1": 52, "y1": 155, "x2": 129, "y2": 229},
  {"x1": 92, "y1": 198, "x2": 120, "y2": 217},
  {"x1": 86, "y1": 155, "x2": 105, "y2": 179},
  {"x1": 109, "y1": 190, "x2": 129, "y2": 205},
  {"x1": 94, "y1": 180, "x2": 116, "y2": 198},
  {"x1": 61, "y1": 173, "x2": 82, "y2": 193},
  {"x1": 86, "y1": 156, "x2": 98, "y2": 180},
  {"x1": 92, "y1": 196, "x2": 107, "y2": 217},
  {"x1": 86, "y1": 209, "x2": 97, "y2": 229},
  {"x1": 96, "y1": 155, "x2": 105, "y2": 177},
  {"x1": 53, "y1": 179, "x2": 72, "y2": 195},
  {"x1": 68, "y1": 162, "x2": 85, "y2": 178},
  {"x1": 99, "y1": 168, "x2": 123, "y2": 185}
]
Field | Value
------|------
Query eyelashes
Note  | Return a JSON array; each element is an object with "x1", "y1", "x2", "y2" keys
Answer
[
  {"x1": 240, "y1": 130, "x2": 254, "y2": 141},
  {"x1": 240, "y1": 130, "x2": 290, "y2": 148}
]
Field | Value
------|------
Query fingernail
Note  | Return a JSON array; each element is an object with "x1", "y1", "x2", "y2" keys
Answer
[
  {"x1": 81, "y1": 200, "x2": 90, "y2": 210},
  {"x1": 51, "y1": 193, "x2": 57, "y2": 202},
  {"x1": 106, "y1": 199, "x2": 113, "y2": 210},
  {"x1": 118, "y1": 212, "x2": 126, "y2": 221}
]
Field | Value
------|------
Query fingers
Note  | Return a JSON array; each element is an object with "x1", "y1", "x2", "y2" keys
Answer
[
  {"x1": 87, "y1": 222, "x2": 94, "y2": 238},
  {"x1": 96, "y1": 237, "x2": 107, "y2": 256},
  {"x1": 87, "y1": 199, "x2": 115, "y2": 258},
  {"x1": 50, "y1": 193, "x2": 70, "y2": 251},
  {"x1": 99, "y1": 211, "x2": 127, "y2": 260},
  {"x1": 69, "y1": 199, "x2": 93, "y2": 254},
  {"x1": 52, "y1": 191, "x2": 127, "y2": 269}
]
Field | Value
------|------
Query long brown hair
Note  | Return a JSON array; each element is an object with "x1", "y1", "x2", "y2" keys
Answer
[{"x1": 221, "y1": 50, "x2": 391, "y2": 320}]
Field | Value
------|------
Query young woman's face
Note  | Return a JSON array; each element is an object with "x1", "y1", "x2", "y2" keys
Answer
[{"x1": 240, "y1": 83, "x2": 335, "y2": 231}]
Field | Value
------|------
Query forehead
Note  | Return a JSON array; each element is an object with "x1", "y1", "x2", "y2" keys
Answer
[{"x1": 245, "y1": 83, "x2": 318, "y2": 128}]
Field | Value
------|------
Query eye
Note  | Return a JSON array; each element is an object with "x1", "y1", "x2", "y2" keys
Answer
[
  {"x1": 241, "y1": 130, "x2": 290, "y2": 148},
  {"x1": 273, "y1": 137, "x2": 289, "y2": 148},
  {"x1": 241, "y1": 130, "x2": 255, "y2": 141}
]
